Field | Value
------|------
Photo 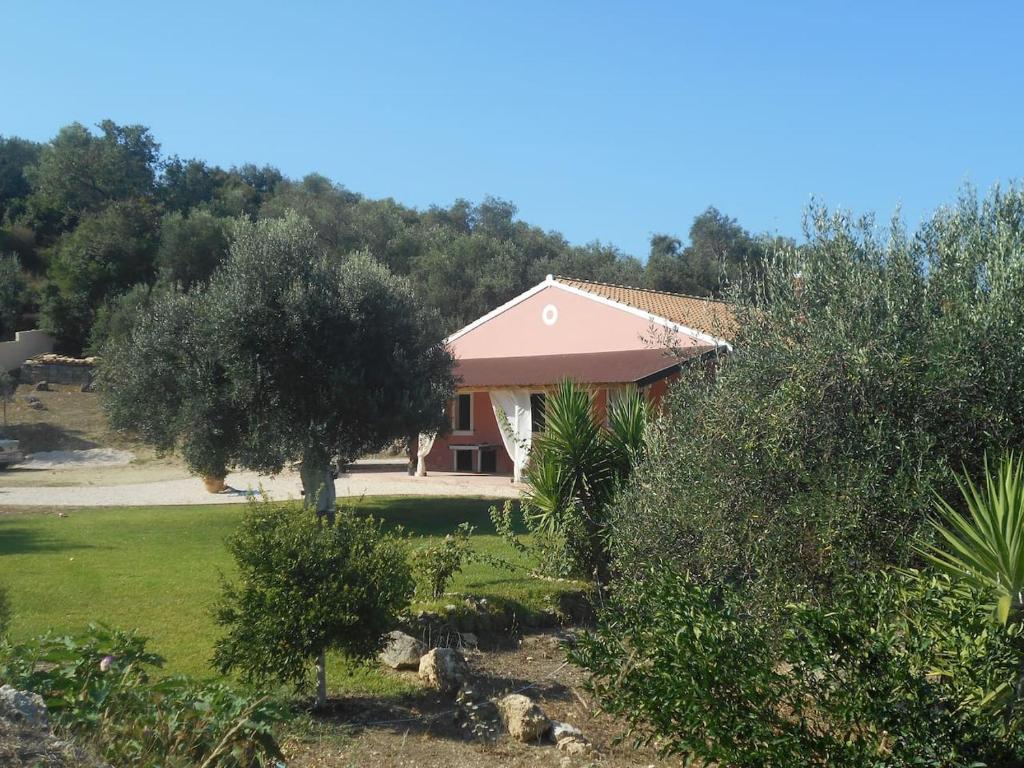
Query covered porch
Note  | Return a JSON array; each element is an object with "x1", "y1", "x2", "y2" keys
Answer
[{"x1": 420, "y1": 346, "x2": 712, "y2": 481}]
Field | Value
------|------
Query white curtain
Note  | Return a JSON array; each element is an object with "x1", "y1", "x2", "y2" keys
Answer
[
  {"x1": 489, "y1": 390, "x2": 533, "y2": 483},
  {"x1": 415, "y1": 432, "x2": 437, "y2": 477}
]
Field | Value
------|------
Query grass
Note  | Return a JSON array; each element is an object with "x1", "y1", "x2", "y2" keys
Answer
[{"x1": 0, "y1": 496, "x2": 574, "y2": 697}]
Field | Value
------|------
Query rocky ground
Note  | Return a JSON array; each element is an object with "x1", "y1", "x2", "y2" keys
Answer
[
  {"x1": 284, "y1": 630, "x2": 672, "y2": 768},
  {"x1": 0, "y1": 685, "x2": 104, "y2": 768}
]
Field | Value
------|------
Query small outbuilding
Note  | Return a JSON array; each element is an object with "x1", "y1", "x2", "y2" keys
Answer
[{"x1": 419, "y1": 275, "x2": 735, "y2": 481}]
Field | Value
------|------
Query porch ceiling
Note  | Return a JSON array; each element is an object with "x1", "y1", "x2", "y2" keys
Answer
[{"x1": 453, "y1": 346, "x2": 714, "y2": 388}]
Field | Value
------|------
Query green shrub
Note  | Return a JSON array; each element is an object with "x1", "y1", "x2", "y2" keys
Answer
[
  {"x1": 490, "y1": 499, "x2": 575, "y2": 578},
  {"x1": 213, "y1": 498, "x2": 414, "y2": 708},
  {"x1": 573, "y1": 568, "x2": 1024, "y2": 767},
  {"x1": 612, "y1": 188, "x2": 1024, "y2": 609},
  {"x1": 411, "y1": 522, "x2": 474, "y2": 598},
  {"x1": 0, "y1": 624, "x2": 285, "y2": 768},
  {"x1": 0, "y1": 585, "x2": 10, "y2": 635}
]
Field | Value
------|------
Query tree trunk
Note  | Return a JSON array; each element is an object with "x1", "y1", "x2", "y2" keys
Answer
[
  {"x1": 407, "y1": 434, "x2": 418, "y2": 476},
  {"x1": 315, "y1": 649, "x2": 327, "y2": 710},
  {"x1": 300, "y1": 451, "x2": 336, "y2": 523}
]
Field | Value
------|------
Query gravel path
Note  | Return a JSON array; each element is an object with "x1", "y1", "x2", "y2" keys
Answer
[{"x1": 0, "y1": 464, "x2": 520, "y2": 508}]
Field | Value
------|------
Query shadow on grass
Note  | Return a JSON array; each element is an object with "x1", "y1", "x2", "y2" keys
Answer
[
  {"x1": 347, "y1": 496, "x2": 529, "y2": 537},
  {"x1": 0, "y1": 526, "x2": 99, "y2": 556},
  {"x1": 3, "y1": 423, "x2": 101, "y2": 453}
]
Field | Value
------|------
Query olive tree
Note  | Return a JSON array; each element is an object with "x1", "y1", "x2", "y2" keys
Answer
[{"x1": 100, "y1": 212, "x2": 454, "y2": 513}]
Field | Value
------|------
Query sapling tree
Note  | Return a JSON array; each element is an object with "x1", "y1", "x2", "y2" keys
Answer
[
  {"x1": 100, "y1": 212, "x2": 454, "y2": 514},
  {"x1": 214, "y1": 498, "x2": 414, "y2": 709}
]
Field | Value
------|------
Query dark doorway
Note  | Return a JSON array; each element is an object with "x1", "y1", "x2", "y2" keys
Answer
[
  {"x1": 479, "y1": 447, "x2": 497, "y2": 473},
  {"x1": 454, "y1": 449, "x2": 474, "y2": 472}
]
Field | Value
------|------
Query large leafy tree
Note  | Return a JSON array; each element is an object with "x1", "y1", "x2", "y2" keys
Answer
[
  {"x1": 157, "y1": 156, "x2": 222, "y2": 213},
  {"x1": 41, "y1": 199, "x2": 160, "y2": 352},
  {"x1": 645, "y1": 206, "x2": 771, "y2": 297},
  {"x1": 155, "y1": 209, "x2": 231, "y2": 288},
  {"x1": 25, "y1": 121, "x2": 160, "y2": 235},
  {"x1": 0, "y1": 136, "x2": 42, "y2": 224},
  {"x1": 0, "y1": 254, "x2": 26, "y2": 339},
  {"x1": 100, "y1": 212, "x2": 454, "y2": 514},
  {"x1": 613, "y1": 187, "x2": 1024, "y2": 609}
]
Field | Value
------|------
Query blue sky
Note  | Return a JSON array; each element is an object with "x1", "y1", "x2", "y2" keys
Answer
[{"x1": 3, "y1": 1, "x2": 1022, "y2": 258}]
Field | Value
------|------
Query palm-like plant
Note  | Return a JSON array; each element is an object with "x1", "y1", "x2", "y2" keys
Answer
[
  {"x1": 918, "y1": 453, "x2": 1024, "y2": 626},
  {"x1": 522, "y1": 379, "x2": 651, "y2": 583}
]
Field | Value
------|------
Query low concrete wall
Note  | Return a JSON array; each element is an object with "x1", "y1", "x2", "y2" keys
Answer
[{"x1": 0, "y1": 330, "x2": 55, "y2": 373}]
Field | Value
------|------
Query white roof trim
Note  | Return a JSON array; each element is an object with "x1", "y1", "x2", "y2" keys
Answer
[
  {"x1": 445, "y1": 276, "x2": 557, "y2": 344},
  {"x1": 445, "y1": 275, "x2": 733, "y2": 352}
]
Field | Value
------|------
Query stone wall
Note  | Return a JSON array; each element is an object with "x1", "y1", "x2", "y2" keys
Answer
[{"x1": 19, "y1": 357, "x2": 95, "y2": 386}]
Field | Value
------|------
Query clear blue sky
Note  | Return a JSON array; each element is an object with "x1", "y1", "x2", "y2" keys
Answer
[{"x1": 3, "y1": 1, "x2": 1022, "y2": 258}]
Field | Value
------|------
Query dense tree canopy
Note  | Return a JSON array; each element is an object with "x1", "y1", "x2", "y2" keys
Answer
[
  {"x1": 644, "y1": 206, "x2": 778, "y2": 297},
  {"x1": 612, "y1": 188, "x2": 1024, "y2": 607},
  {"x1": 0, "y1": 254, "x2": 26, "y2": 340},
  {"x1": 0, "y1": 119, "x2": 771, "y2": 349},
  {"x1": 100, "y1": 214, "x2": 455, "y2": 512}
]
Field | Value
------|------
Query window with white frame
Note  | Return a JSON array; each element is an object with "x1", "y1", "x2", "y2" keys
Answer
[{"x1": 453, "y1": 393, "x2": 473, "y2": 433}]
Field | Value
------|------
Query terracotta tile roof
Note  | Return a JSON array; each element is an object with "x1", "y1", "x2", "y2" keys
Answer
[
  {"x1": 555, "y1": 276, "x2": 738, "y2": 340},
  {"x1": 455, "y1": 347, "x2": 713, "y2": 388}
]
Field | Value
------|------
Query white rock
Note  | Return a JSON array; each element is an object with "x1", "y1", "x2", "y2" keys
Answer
[
  {"x1": 379, "y1": 630, "x2": 426, "y2": 670},
  {"x1": 551, "y1": 721, "x2": 584, "y2": 741},
  {"x1": 418, "y1": 647, "x2": 471, "y2": 693},
  {"x1": 0, "y1": 685, "x2": 48, "y2": 728},
  {"x1": 496, "y1": 693, "x2": 550, "y2": 742}
]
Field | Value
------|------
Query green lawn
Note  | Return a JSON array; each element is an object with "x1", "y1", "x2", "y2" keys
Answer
[{"x1": 0, "y1": 496, "x2": 572, "y2": 696}]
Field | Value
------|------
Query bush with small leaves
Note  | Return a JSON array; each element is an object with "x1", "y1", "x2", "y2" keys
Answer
[
  {"x1": 411, "y1": 522, "x2": 475, "y2": 599},
  {"x1": 0, "y1": 624, "x2": 286, "y2": 768},
  {"x1": 573, "y1": 567, "x2": 1024, "y2": 767},
  {"x1": 213, "y1": 497, "x2": 414, "y2": 709}
]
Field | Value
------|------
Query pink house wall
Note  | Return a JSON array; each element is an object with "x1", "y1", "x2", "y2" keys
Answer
[
  {"x1": 424, "y1": 391, "x2": 515, "y2": 474},
  {"x1": 451, "y1": 285, "x2": 704, "y2": 359},
  {"x1": 424, "y1": 382, "x2": 677, "y2": 476}
]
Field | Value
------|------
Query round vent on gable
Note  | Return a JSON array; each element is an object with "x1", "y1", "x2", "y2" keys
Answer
[{"x1": 542, "y1": 304, "x2": 558, "y2": 326}]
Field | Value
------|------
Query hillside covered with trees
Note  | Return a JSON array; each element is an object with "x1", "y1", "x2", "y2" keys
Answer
[{"x1": 0, "y1": 120, "x2": 779, "y2": 353}]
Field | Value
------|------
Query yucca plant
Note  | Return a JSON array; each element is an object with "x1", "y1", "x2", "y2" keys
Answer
[
  {"x1": 522, "y1": 379, "x2": 651, "y2": 584},
  {"x1": 918, "y1": 453, "x2": 1024, "y2": 626},
  {"x1": 915, "y1": 452, "x2": 1024, "y2": 721}
]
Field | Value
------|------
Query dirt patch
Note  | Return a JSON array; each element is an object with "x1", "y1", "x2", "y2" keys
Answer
[
  {"x1": 284, "y1": 631, "x2": 670, "y2": 768},
  {"x1": 21, "y1": 449, "x2": 135, "y2": 470},
  {"x1": 0, "y1": 384, "x2": 183, "y2": 490}
]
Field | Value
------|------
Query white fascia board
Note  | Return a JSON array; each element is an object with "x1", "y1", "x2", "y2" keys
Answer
[
  {"x1": 444, "y1": 275, "x2": 556, "y2": 345},
  {"x1": 549, "y1": 280, "x2": 734, "y2": 351}
]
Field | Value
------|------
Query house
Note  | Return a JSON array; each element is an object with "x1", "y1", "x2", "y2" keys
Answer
[{"x1": 418, "y1": 275, "x2": 736, "y2": 481}]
